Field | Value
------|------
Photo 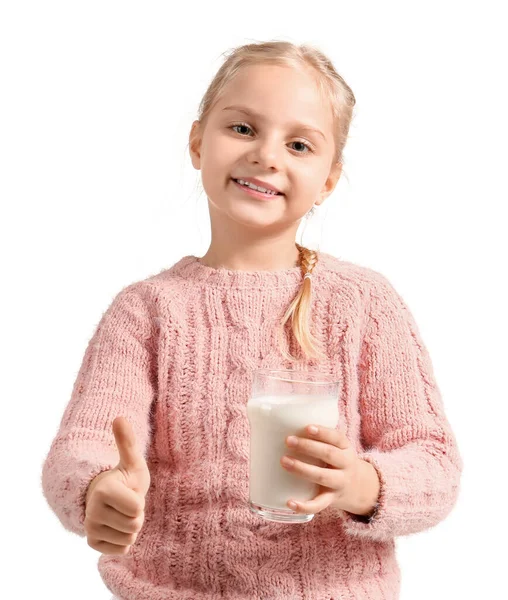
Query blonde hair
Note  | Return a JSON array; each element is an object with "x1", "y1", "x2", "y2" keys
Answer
[{"x1": 194, "y1": 40, "x2": 356, "y2": 362}]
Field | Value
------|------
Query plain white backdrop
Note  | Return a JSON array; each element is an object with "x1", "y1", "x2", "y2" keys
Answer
[{"x1": 2, "y1": 1, "x2": 506, "y2": 598}]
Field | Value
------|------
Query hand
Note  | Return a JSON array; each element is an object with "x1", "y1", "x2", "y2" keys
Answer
[
  {"x1": 84, "y1": 416, "x2": 151, "y2": 555},
  {"x1": 280, "y1": 425, "x2": 380, "y2": 517}
]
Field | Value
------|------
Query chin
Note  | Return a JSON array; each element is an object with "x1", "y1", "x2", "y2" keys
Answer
[{"x1": 233, "y1": 210, "x2": 294, "y2": 235}]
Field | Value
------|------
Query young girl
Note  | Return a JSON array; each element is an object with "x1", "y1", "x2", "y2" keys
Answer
[{"x1": 41, "y1": 40, "x2": 463, "y2": 600}]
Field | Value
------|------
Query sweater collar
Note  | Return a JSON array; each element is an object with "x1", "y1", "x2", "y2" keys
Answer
[{"x1": 167, "y1": 251, "x2": 330, "y2": 288}]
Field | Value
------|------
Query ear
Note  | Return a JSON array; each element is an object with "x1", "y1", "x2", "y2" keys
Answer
[
  {"x1": 189, "y1": 120, "x2": 202, "y2": 170},
  {"x1": 317, "y1": 162, "x2": 343, "y2": 206}
]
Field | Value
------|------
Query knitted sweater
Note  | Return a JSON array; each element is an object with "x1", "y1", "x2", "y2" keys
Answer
[{"x1": 41, "y1": 251, "x2": 463, "y2": 600}]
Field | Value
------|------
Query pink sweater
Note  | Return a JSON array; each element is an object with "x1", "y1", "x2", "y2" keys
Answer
[{"x1": 41, "y1": 251, "x2": 463, "y2": 600}]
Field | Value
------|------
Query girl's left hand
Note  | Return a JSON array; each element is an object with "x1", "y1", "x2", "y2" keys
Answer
[{"x1": 281, "y1": 425, "x2": 376, "y2": 516}]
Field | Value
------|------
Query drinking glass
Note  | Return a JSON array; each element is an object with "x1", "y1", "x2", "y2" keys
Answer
[{"x1": 247, "y1": 368, "x2": 340, "y2": 524}]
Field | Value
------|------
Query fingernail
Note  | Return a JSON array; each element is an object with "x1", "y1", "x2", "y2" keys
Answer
[
  {"x1": 288, "y1": 501, "x2": 297, "y2": 510},
  {"x1": 308, "y1": 426, "x2": 318, "y2": 434}
]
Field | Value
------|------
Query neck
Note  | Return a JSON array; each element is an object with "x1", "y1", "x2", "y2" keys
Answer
[{"x1": 199, "y1": 203, "x2": 303, "y2": 272}]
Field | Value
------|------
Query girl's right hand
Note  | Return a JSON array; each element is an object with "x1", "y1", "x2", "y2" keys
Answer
[{"x1": 84, "y1": 416, "x2": 151, "y2": 555}]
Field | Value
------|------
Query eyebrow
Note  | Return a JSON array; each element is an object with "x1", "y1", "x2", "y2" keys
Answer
[{"x1": 222, "y1": 104, "x2": 326, "y2": 141}]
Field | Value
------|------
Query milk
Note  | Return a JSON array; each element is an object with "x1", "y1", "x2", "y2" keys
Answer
[{"x1": 247, "y1": 393, "x2": 339, "y2": 511}]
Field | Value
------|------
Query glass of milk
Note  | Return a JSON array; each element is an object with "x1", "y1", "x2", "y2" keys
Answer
[{"x1": 247, "y1": 368, "x2": 340, "y2": 524}]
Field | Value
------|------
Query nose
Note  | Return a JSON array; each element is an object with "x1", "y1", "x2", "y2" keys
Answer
[{"x1": 248, "y1": 135, "x2": 285, "y2": 171}]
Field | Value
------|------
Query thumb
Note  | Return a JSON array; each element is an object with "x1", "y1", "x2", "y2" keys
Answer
[{"x1": 113, "y1": 416, "x2": 147, "y2": 473}]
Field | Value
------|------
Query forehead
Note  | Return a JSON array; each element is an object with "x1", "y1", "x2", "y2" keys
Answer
[{"x1": 214, "y1": 64, "x2": 333, "y2": 136}]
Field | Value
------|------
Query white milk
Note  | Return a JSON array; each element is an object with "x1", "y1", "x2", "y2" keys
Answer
[{"x1": 247, "y1": 393, "x2": 339, "y2": 510}]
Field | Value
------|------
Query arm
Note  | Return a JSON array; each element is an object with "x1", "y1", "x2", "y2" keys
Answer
[
  {"x1": 40, "y1": 284, "x2": 157, "y2": 537},
  {"x1": 339, "y1": 272, "x2": 463, "y2": 541}
]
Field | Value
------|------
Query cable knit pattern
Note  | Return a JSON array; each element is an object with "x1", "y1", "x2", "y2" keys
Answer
[{"x1": 41, "y1": 251, "x2": 462, "y2": 600}]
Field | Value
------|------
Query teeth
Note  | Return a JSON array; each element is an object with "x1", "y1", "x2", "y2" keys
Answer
[{"x1": 237, "y1": 179, "x2": 279, "y2": 195}]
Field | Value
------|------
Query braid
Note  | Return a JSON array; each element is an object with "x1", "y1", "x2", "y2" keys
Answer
[
  {"x1": 278, "y1": 243, "x2": 326, "y2": 362},
  {"x1": 296, "y1": 242, "x2": 318, "y2": 277}
]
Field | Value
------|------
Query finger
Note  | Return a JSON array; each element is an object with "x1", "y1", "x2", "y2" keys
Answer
[
  {"x1": 95, "y1": 523, "x2": 138, "y2": 547},
  {"x1": 98, "y1": 478, "x2": 144, "y2": 518},
  {"x1": 305, "y1": 425, "x2": 350, "y2": 450},
  {"x1": 89, "y1": 539, "x2": 131, "y2": 555},
  {"x1": 97, "y1": 505, "x2": 144, "y2": 534},
  {"x1": 113, "y1": 416, "x2": 145, "y2": 472},
  {"x1": 285, "y1": 436, "x2": 346, "y2": 469},
  {"x1": 287, "y1": 490, "x2": 336, "y2": 515},
  {"x1": 281, "y1": 455, "x2": 345, "y2": 490}
]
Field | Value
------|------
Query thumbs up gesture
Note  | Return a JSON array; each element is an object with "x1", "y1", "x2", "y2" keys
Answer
[{"x1": 84, "y1": 416, "x2": 151, "y2": 555}]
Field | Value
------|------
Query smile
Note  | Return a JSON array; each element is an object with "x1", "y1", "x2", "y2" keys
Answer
[{"x1": 231, "y1": 178, "x2": 284, "y2": 201}]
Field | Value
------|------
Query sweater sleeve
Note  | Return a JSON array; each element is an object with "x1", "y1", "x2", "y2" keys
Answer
[
  {"x1": 338, "y1": 273, "x2": 463, "y2": 542},
  {"x1": 40, "y1": 284, "x2": 157, "y2": 537}
]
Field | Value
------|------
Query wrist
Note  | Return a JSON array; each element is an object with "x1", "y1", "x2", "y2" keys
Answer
[
  {"x1": 353, "y1": 458, "x2": 381, "y2": 517},
  {"x1": 85, "y1": 469, "x2": 111, "y2": 507}
]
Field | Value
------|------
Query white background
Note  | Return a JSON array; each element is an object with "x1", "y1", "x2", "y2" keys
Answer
[{"x1": 2, "y1": 1, "x2": 506, "y2": 598}]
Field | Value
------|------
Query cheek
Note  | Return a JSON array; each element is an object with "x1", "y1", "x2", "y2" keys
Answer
[
  {"x1": 206, "y1": 131, "x2": 238, "y2": 161},
  {"x1": 288, "y1": 196, "x2": 316, "y2": 219},
  {"x1": 200, "y1": 158, "x2": 229, "y2": 191}
]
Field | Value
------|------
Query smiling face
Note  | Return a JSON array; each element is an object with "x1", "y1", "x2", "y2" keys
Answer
[{"x1": 189, "y1": 63, "x2": 342, "y2": 234}]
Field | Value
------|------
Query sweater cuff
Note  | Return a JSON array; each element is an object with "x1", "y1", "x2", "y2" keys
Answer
[
  {"x1": 75, "y1": 459, "x2": 118, "y2": 534},
  {"x1": 41, "y1": 442, "x2": 119, "y2": 538},
  {"x1": 338, "y1": 450, "x2": 389, "y2": 540},
  {"x1": 344, "y1": 499, "x2": 380, "y2": 524}
]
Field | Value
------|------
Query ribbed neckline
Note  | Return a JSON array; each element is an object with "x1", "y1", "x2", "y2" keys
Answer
[{"x1": 167, "y1": 250, "x2": 333, "y2": 288}]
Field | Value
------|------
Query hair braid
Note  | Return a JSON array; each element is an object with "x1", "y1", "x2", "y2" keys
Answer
[{"x1": 276, "y1": 243, "x2": 327, "y2": 363}]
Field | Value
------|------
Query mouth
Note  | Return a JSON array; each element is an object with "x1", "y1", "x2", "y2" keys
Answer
[{"x1": 231, "y1": 178, "x2": 284, "y2": 200}]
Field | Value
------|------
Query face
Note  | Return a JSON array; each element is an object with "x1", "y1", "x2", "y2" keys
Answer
[{"x1": 189, "y1": 64, "x2": 342, "y2": 233}]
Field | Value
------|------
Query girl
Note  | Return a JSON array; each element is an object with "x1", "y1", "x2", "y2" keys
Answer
[{"x1": 41, "y1": 40, "x2": 463, "y2": 600}]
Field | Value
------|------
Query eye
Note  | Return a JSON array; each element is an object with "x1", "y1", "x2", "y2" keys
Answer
[
  {"x1": 230, "y1": 123, "x2": 253, "y2": 137},
  {"x1": 229, "y1": 123, "x2": 313, "y2": 154}
]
